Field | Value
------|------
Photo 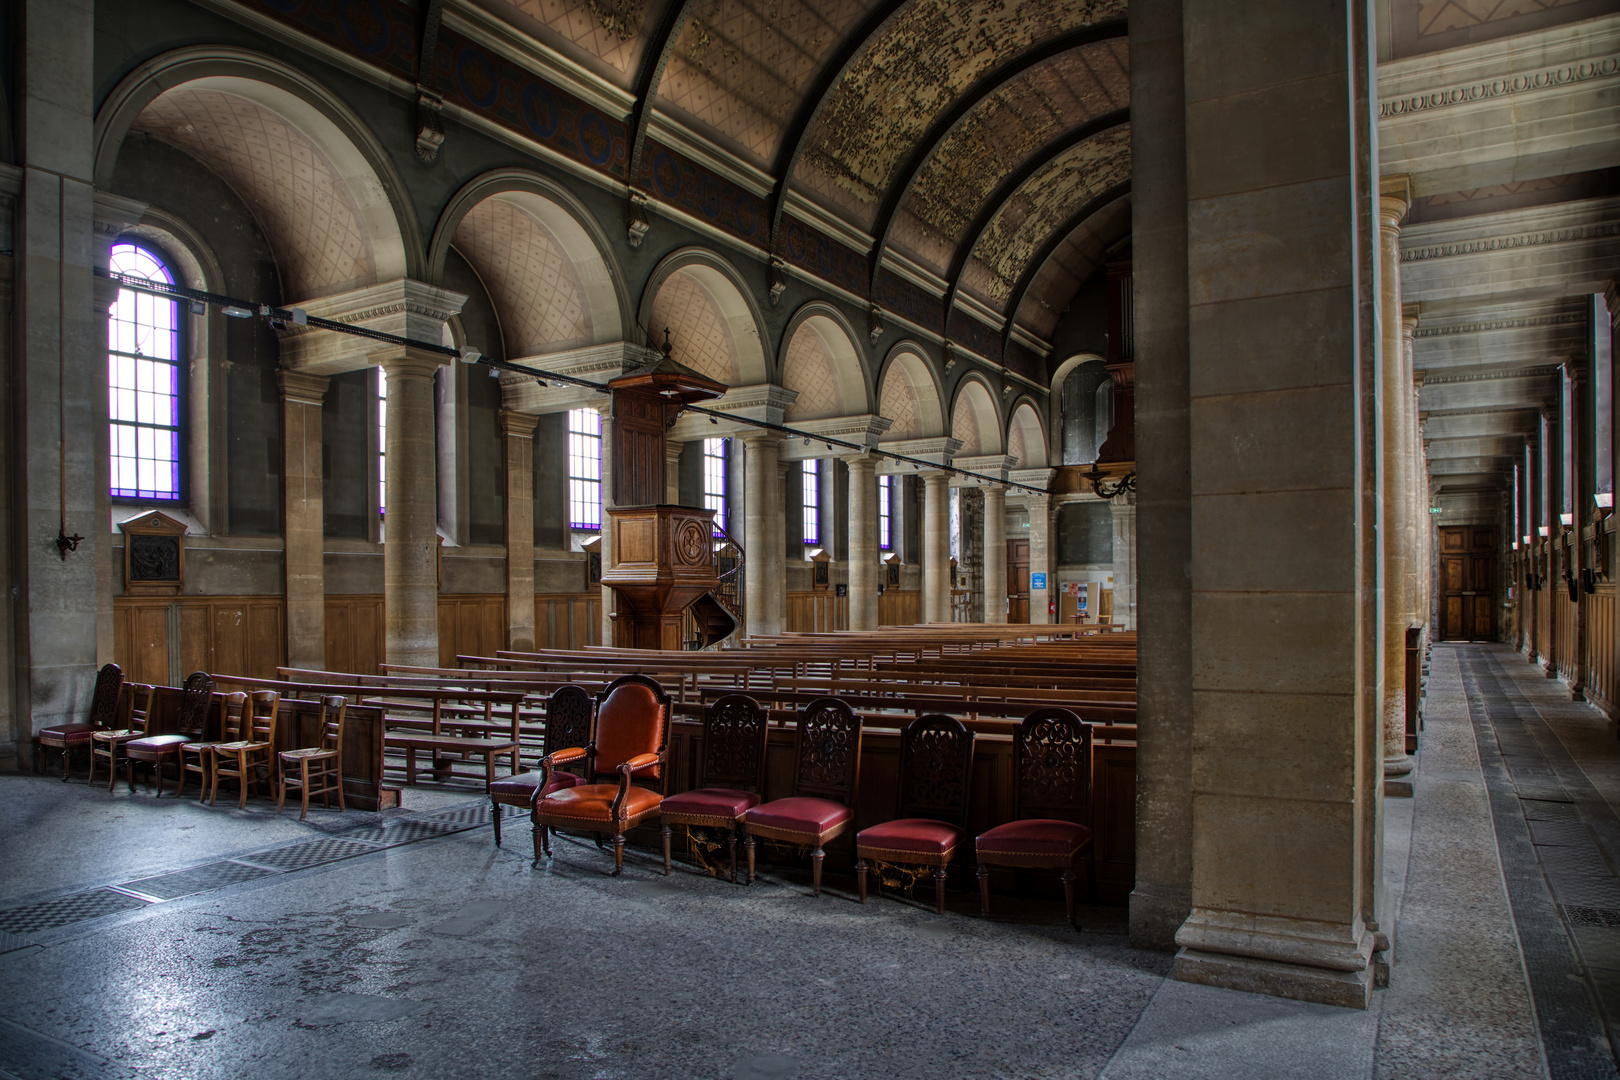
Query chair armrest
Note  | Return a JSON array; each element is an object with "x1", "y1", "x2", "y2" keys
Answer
[
  {"x1": 534, "y1": 746, "x2": 588, "y2": 807},
  {"x1": 616, "y1": 753, "x2": 659, "y2": 777},
  {"x1": 610, "y1": 753, "x2": 662, "y2": 821}
]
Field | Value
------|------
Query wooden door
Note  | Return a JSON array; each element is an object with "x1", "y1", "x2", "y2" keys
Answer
[
  {"x1": 1439, "y1": 526, "x2": 1497, "y2": 641},
  {"x1": 1007, "y1": 540, "x2": 1030, "y2": 623}
]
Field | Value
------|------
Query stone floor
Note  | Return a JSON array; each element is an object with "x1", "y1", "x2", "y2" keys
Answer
[{"x1": 0, "y1": 642, "x2": 1616, "y2": 1079}]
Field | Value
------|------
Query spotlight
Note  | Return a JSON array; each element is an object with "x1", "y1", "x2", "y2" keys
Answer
[
  {"x1": 709, "y1": 416, "x2": 718, "y2": 425},
  {"x1": 221, "y1": 305, "x2": 252, "y2": 319},
  {"x1": 459, "y1": 347, "x2": 482, "y2": 365},
  {"x1": 289, "y1": 307, "x2": 308, "y2": 326},
  {"x1": 188, "y1": 300, "x2": 205, "y2": 316},
  {"x1": 488, "y1": 367, "x2": 500, "y2": 378},
  {"x1": 803, "y1": 437, "x2": 811, "y2": 446},
  {"x1": 535, "y1": 378, "x2": 548, "y2": 387}
]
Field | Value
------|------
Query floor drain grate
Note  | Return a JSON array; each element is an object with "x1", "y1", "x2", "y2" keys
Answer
[
  {"x1": 114, "y1": 860, "x2": 279, "y2": 901},
  {"x1": 417, "y1": 804, "x2": 494, "y2": 827},
  {"x1": 1563, "y1": 905, "x2": 1620, "y2": 928},
  {"x1": 342, "y1": 819, "x2": 463, "y2": 844},
  {"x1": 0, "y1": 889, "x2": 149, "y2": 935},
  {"x1": 234, "y1": 838, "x2": 379, "y2": 872}
]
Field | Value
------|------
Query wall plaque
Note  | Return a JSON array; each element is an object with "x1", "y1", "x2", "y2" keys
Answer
[{"x1": 119, "y1": 511, "x2": 187, "y2": 595}]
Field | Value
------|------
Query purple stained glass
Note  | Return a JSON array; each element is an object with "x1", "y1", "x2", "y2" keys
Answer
[{"x1": 108, "y1": 243, "x2": 182, "y2": 502}]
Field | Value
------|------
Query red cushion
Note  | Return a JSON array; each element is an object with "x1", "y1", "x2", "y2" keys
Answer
[
  {"x1": 535, "y1": 783, "x2": 661, "y2": 822},
  {"x1": 742, "y1": 796, "x2": 851, "y2": 835},
  {"x1": 489, "y1": 770, "x2": 581, "y2": 800},
  {"x1": 125, "y1": 734, "x2": 192, "y2": 756},
  {"x1": 857, "y1": 818, "x2": 963, "y2": 855},
  {"x1": 595, "y1": 684, "x2": 664, "y2": 779},
  {"x1": 976, "y1": 819, "x2": 1092, "y2": 857},
  {"x1": 38, "y1": 724, "x2": 96, "y2": 746},
  {"x1": 661, "y1": 788, "x2": 760, "y2": 821}
]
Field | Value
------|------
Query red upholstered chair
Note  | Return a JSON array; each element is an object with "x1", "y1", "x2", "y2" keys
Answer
[
  {"x1": 855, "y1": 714, "x2": 974, "y2": 914},
  {"x1": 277, "y1": 695, "x2": 348, "y2": 820},
  {"x1": 975, "y1": 708, "x2": 1096, "y2": 927},
  {"x1": 211, "y1": 690, "x2": 279, "y2": 808},
  {"x1": 741, "y1": 697, "x2": 863, "y2": 896},
  {"x1": 531, "y1": 674, "x2": 670, "y2": 874},
  {"x1": 126, "y1": 672, "x2": 215, "y2": 796},
  {"x1": 661, "y1": 693, "x2": 769, "y2": 881},
  {"x1": 181, "y1": 692, "x2": 247, "y2": 801},
  {"x1": 90, "y1": 683, "x2": 153, "y2": 790},
  {"x1": 487, "y1": 685, "x2": 592, "y2": 846},
  {"x1": 35, "y1": 663, "x2": 123, "y2": 780}
]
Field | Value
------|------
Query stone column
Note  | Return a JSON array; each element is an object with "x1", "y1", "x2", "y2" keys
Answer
[
  {"x1": 665, "y1": 440, "x2": 683, "y2": 505},
  {"x1": 742, "y1": 433, "x2": 781, "y2": 636},
  {"x1": 845, "y1": 454, "x2": 879, "y2": 631},
  {"x1": 599, "y1": 404, "x2": 615, "y2": 646},
  {"x1": 1110, "y1": 493, "x2": 1138, "y2": 630},
  {"x1": 501, "y1": 410, "x2": 538, "y2": 652},
  {"x1": 1379, "y1": 183, "x2": 1414, "y2": 778},
  {"x1": 377, "y1": 349, "x2": 443, "y2": 667},
  {"x1": 279, "y1": 370, "x2": 330, "y2": 669},
  {"x1": 921, "y1": 472, "x2": 951, "y2": 623},
  {"x1": 1027, "y1": 494, "x2": 1052, "y2": 624},
  {"x1": 983, "y1": 485, "x2": 1007, "y2": 624}
]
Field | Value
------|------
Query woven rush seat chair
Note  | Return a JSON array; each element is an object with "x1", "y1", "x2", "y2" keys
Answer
[
  {"x1": 180, "y1": 692, "x2": 246, "y2": 801},
  {"x1": 211, "y1": 690, "x2": 279, "y2": 809},
  {"x1": 855, "y1": 714, "x2": 975, "y2": 914},
  {"x1": 531, "y1": 674, "x2": 670, "y2": 875},
  {"x1": 90, "y1": 682, "x2": 154, "y2": 791},
  {"x1": 35, "y1": 663, "x2": 123, "y2": 780},
  {"x1": 741, "y1": 697, "x2": 863, "y2": 896},
  {"x1": 488, "y1": 685, "x2": 592, "y2": 847},
  {"x1": 974, "y1": 708, "x2": 1096, "y2": 928},
  {"x1": 125, "y1": 672, "x2": 214, "y2": 796},
  {"x1": 661, "y1": 693, "x2": 769, "y2": 882},
  {"x1": 277, "y1": 695, "x2": 347, "y2": 820}
]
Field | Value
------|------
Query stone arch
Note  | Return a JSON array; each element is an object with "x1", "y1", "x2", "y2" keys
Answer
[
  {"x1": 431, "y1": 172, "x2": 630, "y2": 357},
  {"x1": 779, "y1": 303, "x2": 871, "y2": 421},
  {"x1": 638, "y1": 248, "x2": 769, "y2": 388},
  {"x1": 1050, "y1": 352, "x2": 1109, "y2": 465},
  {"x1": 1006, "y1": 398, "x2": 1048, "y2": 468},
  {"x1": 876, "y1": 344, "x2": 945, "y2": 441},
  {"x1": 95, "y1": 48, "x2": 420, "y2": 301},
  {"x1": 950, "y1": 374, "x2": 1003, "y2": 456}
]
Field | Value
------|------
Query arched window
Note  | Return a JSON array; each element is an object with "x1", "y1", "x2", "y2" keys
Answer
[
  {"x1": 108, "y1": 242, "x2": 183, "y2": 502},
  {"x1": 568, "y1": 407, "x2": 602, "y2": 531},
  {"x1": 702, "y1": 437, "x2": 729, "y2": 536}
]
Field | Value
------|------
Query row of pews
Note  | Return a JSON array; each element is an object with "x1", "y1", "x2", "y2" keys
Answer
[{"x1": 220, "y1": 626, "x2": 1139, "y2": 900}]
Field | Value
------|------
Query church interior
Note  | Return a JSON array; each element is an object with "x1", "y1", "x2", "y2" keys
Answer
[{"x1": 0, "y1": 0, "x2": 1617, "y2": 1076}]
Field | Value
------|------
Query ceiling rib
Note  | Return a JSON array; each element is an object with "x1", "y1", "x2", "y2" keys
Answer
[{"x1": 627, "y1": 1, "x2": 697, "y2": 186}]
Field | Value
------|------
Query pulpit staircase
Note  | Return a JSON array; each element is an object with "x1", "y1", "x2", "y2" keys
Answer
[{"x1": 683, "y1": 524, "x2": 744, "y2": 649}]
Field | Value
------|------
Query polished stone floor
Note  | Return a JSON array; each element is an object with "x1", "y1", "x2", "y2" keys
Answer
[{"x1": 0, "y1": 642, "x2": 1615, "y2": 1080}]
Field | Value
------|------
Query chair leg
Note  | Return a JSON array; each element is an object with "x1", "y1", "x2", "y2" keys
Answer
[
  {"x1": 209, "y1": 757, "x2": 221, "y2": 805},
  {"x1": 592, "y1": 832, "x2": 605, "y2": 850},
  {"x1": 299, "y1": 761, "x2": 312, "y2": 821},
  {"x1": 612, "y1": 834, "x2": 626, "y2": 876},
  {"x1": 661, "y1": 824, "x2": 672, "y2": 876},
  {"x1": 855, "y1": 860, "x2": 867, "y2": 904},
  {"x1": 60, "y1": 746, "x2": 71, "y2": 781},
  {"x1": 491, "y1": 799, "x2": 502, "y2": 846},
  {"x1": 728, "y1": 831, "x2": 739, "y2": 885},
  {"x1": 154, "y1": 758, "x2": 166, "y2": 798},
  {"x1": 336, "y1": 768, "x2": 345, "y2": 813},
  {"x1": 531, "y1": 820, "x2": 544, "y2": 860},
  {"x1": 744, "y1": 834, "x2": 756, "y2": 885},
  {"x1": 1062, "y1": 870, "x2": 1076, "y2": 929},
  {"x1": 811, "y1": 847, "x2": 825, "y2": 897},
  {"x1": 237, "y1": 754, "x2": 249, "y2": 810},
  {"x1": 977, "y1": 863, "x2": 991, "y2": 917},
  {"x1": 934, "y1": 866, "x2": 947, "y2": 915},
  {"x1": 88, "y1": 748, "x2": 98, "y2": 787}
]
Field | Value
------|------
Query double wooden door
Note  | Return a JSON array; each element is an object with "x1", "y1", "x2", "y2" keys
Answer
[
  {"x1": 1007, "y1": 540, "x2": 1030, "y2": 623},
  {"x1": 1439, "y1": 525, "x2": 1497, "y2": 641}
]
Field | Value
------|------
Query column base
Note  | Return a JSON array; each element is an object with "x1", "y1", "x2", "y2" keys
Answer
[
  {"x1": 1543, "y1": 661, "x2": 1558, "y2": 679},
  {"x1": 1173, "y1": 948, "x2": 1372, "y2": 1009},
  {"x1": 1383, "y1": 753, "x2": 1414, "y2": 777},
  {"x1": 1129, "y1": 883, "x2": 1191, "y2": 951}
]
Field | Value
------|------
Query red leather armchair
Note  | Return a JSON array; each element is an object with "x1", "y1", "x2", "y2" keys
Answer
[
  {"x1": 35, "y1": 663, "x2": 123, "y2": 780},
  {"x1": 660, "y1": 693, "x2": 768, "y2": 881},
  {"x1": 974, "y1": 708, "x2": 1096, "y2": 927},
  {"x1": 855, "y1": 714, "x2": 974, "y2": 914},
  {"x1": 488, "y1": 684, "x2": 592, "y2": 846},
  {"x1": 740, "y1": 697, "x2": 862, "y2": 896},
  {"x1": 531, "y1": 675, "x2": 671, "y2": 874}
]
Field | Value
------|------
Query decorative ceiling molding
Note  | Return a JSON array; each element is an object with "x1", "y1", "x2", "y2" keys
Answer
[
  {"x1": 626, "y1": 1, "x2": 694, "y2": 185},
  {"x1": 997, "y1": 180, "x2": 1130, "y2": 359},
  {"x1": 1413, "y1": 310, "x2": 1587, "y2": 337},
  {"x1": 1422, "y1": 365, "x2": 1559, "y2": 383},
  {"x1": 1378, "y1": 55, "x2": 1620, "y2": 119},
  {"x1": 1402, "y1": 219, "x2": 1620, "y2": 261}
]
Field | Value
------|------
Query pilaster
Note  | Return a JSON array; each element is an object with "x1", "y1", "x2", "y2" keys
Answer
[
  {"x1": 279, "y1": 370, "x2": 330, "y2": 669},
  {"x1": 502, "y1": 410, "x2": 539, "y2": 652}
]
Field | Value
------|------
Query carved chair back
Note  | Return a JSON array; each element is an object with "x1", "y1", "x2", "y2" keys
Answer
[
  {"x1": 894, "y1": 714, "x2": 974, "y2": 830},
  {"x1": 545, "y1": 685, "x2": 593, "y2": 759},
  {"x1": 176, "y1": 672, "x2": 215, "y2": 739},
  {"x1": 218, "y1": 693, "x2": 249, "y2": 744},
  {"x1": 121, "y1": 683, "x2": 154, "y2": 734},
  {"x1": 589, "y1": 675, "x2": 670, "y2": 791},
  {"x1": 697, "y1": 694, "x2": 768, "y2": 792},
  {"x1": 246, "y1": 691, "x2": 280, "y2": 746},
  {"x1": 1010, "y1": 708, "x2": 1092, "y2": 826},
  {"x1": 317, "y1": 695, "x2": 347, "y2": 756},
  {"x1": 88, "y1": 663, "x2": 124, "y2": 729},
  {"x1": 789, "y1": 697, "x2": 863, "y2": 807}
]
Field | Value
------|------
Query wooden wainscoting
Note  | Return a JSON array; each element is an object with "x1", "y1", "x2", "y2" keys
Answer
[
  {"x1": 325, "y1": 595, "x2": 385, "y2": 676},
  {"x1": 327, "y1": 592, "x2": 600, "y2": 674},
  {"x1": 1586, "y1": 584, "x2": 1616, "y2": 719},
  {"x1": 535, "y1": 593, "x2": 601, "y2": 649},
  {"x1": 113, "y1": 596, "x2": 285, "y2": 685},
  {"x1": 878, "y1": 588, "x2": 920, "y2": 626},
  {"x1": 786, "y1": 591, "x2": 848, "y2": 633},
  {"x1": 438, "y1": 594, "x2": 507, "y2": 667}
]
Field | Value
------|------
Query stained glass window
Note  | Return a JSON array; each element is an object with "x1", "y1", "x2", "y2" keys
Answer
[
  {"x1": 569, "y1": 408, "x2": 602, "y2": 530},
  {"x1": 108, "y1": 243, "x2": 181, "y2": 501},
  {"x1": 879, "y1": 474, "x2": 893, "y2": 550},
  {"x1": 802, "y1": 461, "x2": 820, "y2": 545},
  {"x1": 703, "y1": 437, "x2": 728, "y2": 536}
]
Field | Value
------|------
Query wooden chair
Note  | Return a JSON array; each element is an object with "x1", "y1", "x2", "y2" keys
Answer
[
  {"x1": 661, "y1": 693, "x2": 769, "y2": 882},
  {"x1": 211, "y1": 690, "x2": 279, "y2": 808},
  {"x1": 180, "y1": 692, "x2": 246, "y2": 801},
  {"x1": 855, "y1": 714, "x2": 974, "y2": 914},
  {"x1": 740, "y1": 697, "x2": 863, "y2": 896},
  {"x1": 126, "y1": 672, "x2": 214, "y2": 796},
  {"x1": 531, "y1": 674, "x2": 670, "y2": 875},
  {"x1": 90, "y1": 683, "x2": 153, "y2": 791},
  {"x1": 487, "y1": 685, "x2": 591, "y2": 847},
  {"x1": 277, "y1": 695, "x2": 347, "y2": 820},
  {"x1": 35, "y1": 663, "x2": 122, "y2": 780},
  {"x1": 974, "y1": 708, "x2": 1096, "y2": 927}
]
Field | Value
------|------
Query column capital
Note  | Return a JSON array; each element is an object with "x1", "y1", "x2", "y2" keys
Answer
[
  {"x1": 373, "y1": 346, "x2": 445, "y2": 382},
  {"x1": 840, "y1": 451, "x2": 878, "y2": 474},
  {"x1": 279, "y1": 278, "x2": 468, "y2": 375},
  {"x1": 1378, "y1": 175, "x2": 1411, "y2": 226},
  {"x1": 499, "y1": 409, "x2": 539, "y2": 438},
  {"x1": 276, "y1": 368, "x2": 330, "y2": 405}
]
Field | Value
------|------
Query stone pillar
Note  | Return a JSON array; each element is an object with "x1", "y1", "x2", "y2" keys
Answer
[
  {"x1": 921, "y1": 472, "x2": 951, "y2": 623},
  {"x1": 599, "y1": 404, "x2": 615, "y2": 646},
  {"x1": 665, "y1": 440, "x2": 683, "y2": 505},
  {"x1": 983, "y1": 485, "x2": 1007, "y2": 624},
  {"x1": 1128, "y1": 0, "x2": 1194, "y2": 951},
  {"x1": 279, "y1": 370, "x2": 330, "y2": 669},
  {"x1": 1379, "y1": 183, "x2": 1414, "y2": 778},
  {"x1": 1027, "y1": 494, "x2": 1052, "y2": 624},
  {"x1": 502, "y1": 410, "x2": 538, "y2": 652},
  {"x1": 1110, "y1": 493, "x2": 1138, "y2": 630},
  {"x1": 845, "y1": 454, "x2": 880, "y2": 631},
  {"x1": 378, "y1": 349, "x2": 443, "y2": 668},
  {"x1": 742, "y1": 433, "x2": 781, "y2": 636}
]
